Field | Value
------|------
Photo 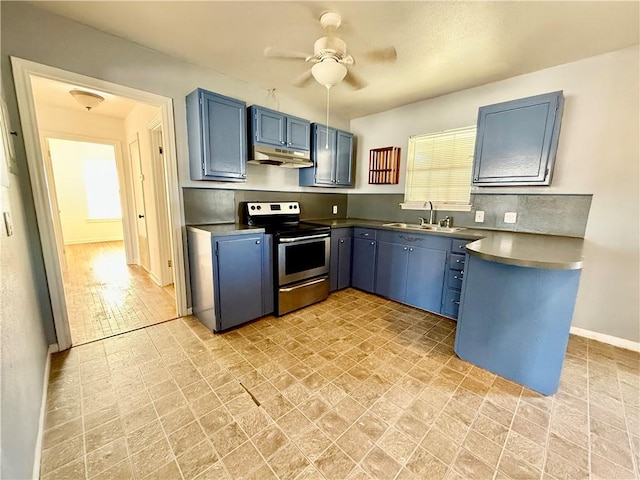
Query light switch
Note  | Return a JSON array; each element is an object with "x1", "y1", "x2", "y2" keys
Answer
[
  {"x1": 504, "y1": 212, "x2": 517, "y2": 224},
  {"x1": 3, "y1": 211, "x2": 13, "y2": 236},
  {"x1": 475, "y1": 211, "x2": 485, "y2": 223},
  {"x1": 332, "y1": 205, "x2": 338, "y2": 215}
]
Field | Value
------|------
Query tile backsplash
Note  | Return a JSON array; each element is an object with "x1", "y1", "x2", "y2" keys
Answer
[
  {"x1": 183, "y1": 188, "x2": 348, "y2": 225},
  {"x1": 347, "y1": 193, "x2": 592, "y2": 237},
  {"x1": 183, "y1": 188, "x2": 592, "y2": 238}
]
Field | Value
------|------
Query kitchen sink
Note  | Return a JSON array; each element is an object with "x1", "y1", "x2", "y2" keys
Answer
[{"x1": 382, "y1": 222, "x2": 465, "y2": 233}]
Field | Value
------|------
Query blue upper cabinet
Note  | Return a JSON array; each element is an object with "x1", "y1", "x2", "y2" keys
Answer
[
  {"x1": 249, "y1": 105, "x2": 311, "y2": 151},
  {"x1": 472, "y1": 91, "x2": 564, "y2": 186},
  {"x1": 186, "y1": 88, "x2": 247, "y2": 182},
  {"x1": 300, "y1": 123, "x2": 355, "y2": 187}
]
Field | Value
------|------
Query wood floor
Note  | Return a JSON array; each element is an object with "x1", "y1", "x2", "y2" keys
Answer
[{"x1": 62, "y1": 241, "x2": 177, "y2": 345}]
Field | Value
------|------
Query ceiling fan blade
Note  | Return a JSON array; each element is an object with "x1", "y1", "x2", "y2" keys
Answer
[
  {"x1": 363, "y1": 46, "x2": 397, "y2": 63},
  {"x1": 264, "y1": 47, "x2": 310, "y2": 60},
  {"x1": 344, "y1": 69, "x2": 368, "y2": 90},
  {"x1": 292, "y1": 69, "x2": 314, "y2": 88}
]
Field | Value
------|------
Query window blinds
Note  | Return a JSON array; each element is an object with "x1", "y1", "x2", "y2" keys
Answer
[{"x1": 403, "y1": 126, "x2": 476, "y2": 210}]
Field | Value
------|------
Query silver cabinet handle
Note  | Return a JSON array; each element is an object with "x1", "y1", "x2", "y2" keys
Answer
[
  {"x1": 403, "y1": 247, "x2": 408, "y2": 251},
  {"x1": 362, "y1": 233, "x2": 369, "y2": 236},
  {"x1": 280, "y1": 233, "x2": 330, "y2": 243},
  {"x1": 370, "y1": 242, "x2": 375, "y2": 245},
  {"x1": 456, "y1": 259, "x2": 465, "y2": 264},
  {"x1": 280, "y1": 277, "x2": 326, "y2": 292},
  {"x1": 340, "y1": 239, "x2": 344, "y2": 243},
  {"x1": 452, "y1": 300, "x2": 460, "y2": 305},
  {"x1": 458, "y1": 245, "x2": 465, "y2": 249},
  {"x1": 256, "y1": 240, "x2": 261, "y2": 244},
  {"x1": 409, "y1": 248, "x2": 413, "y2": 252}
]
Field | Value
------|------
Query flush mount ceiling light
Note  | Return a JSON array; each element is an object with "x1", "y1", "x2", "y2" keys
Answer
[
  {"x1": 69, "y1": 89, "x2": 104, "y2": 111},
  {"x1": 311, "y1": 59, "x2": 348, "y2": 89}
]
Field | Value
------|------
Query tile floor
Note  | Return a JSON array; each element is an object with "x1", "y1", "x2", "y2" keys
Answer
[
  {"x1": 63, "y1": 241, "x2": 177, "y2": 345},
  {"x1": 42, "y1": 289, "x2": 639, "y2": 480}
]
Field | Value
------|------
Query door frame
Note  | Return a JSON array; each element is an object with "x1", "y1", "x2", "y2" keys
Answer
[
  {"x1": 11, "y1": 56, "x2": 188, "y2": 351},
  {"x1": 147, "y1": 117, "x2": 173, "y2": 286},
  {"x1": 128, "y1": 133, "x2": 151, "y2": 271}
]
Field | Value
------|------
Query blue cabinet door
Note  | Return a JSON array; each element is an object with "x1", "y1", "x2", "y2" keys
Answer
[
  {"x1": 352, "y1": 238, "x2": 377, "y2": 292},
  {"x1": 405, "y1": 247, "x2": 446, "y2": 312},
  {"x1": 374, "y1": 241, "x2": 408, "y2": 302},
  {"x1": 262, "y1": 234, "x2": 274, "y2": 315},
  {"x1": 215, "y1": 235, "x2": 263, "y2": 330},
  {"x1": 330, "y1": 228, "x2": 352, "y2": 292},
  {"x1": 287, "y1": 117, "x2": 311, "y2": 150},
  {"x1": 313, "y1": 124, "x2": 336, "y2": 185},
  {"x1": 301, "y1": 124, "x2": 354, "y2": 187},
  {"x1": 187, "y1": 89, "x2": 247, "y2": 181},
  {"x1": 473, "y1": 91, "x2": 564, "y2": 186},
  {"x1": 253, "y1": 106, "x2": 286, "y2": 147},
  {"x1": 335, "y1": 130, "x2": 354, "y2": 186},
  {"x1": 337, "y1": 236, "x2": 352, "y2": 290}
]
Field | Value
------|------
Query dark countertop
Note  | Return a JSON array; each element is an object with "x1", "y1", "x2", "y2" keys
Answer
[
  {"x1": 187, "y1": 218, "x2": 584, "y2": 270},
  {"x1": 310, "y1": 218, "x2": 584, "y2": 270}
]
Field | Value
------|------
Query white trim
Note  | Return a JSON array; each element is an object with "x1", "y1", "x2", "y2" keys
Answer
[
  {"x1": 570, "y1": 326, "x2": 640, "y2": 353},
  {"x1": 32, "y1": 344, "x2": 55, "y2": 480},
  {"x1": 10, "y1": 57, "x2": 188, "y2": 351}
]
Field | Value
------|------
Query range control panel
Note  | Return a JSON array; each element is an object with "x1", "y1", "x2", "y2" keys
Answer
[{"x1": 245, "y1": 202, "x2": 300, "y2": 216}]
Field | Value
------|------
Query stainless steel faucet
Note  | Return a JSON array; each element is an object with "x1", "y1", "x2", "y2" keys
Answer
[
  {"x1": 440, "y1": 216, "x2": 452, "y2": 228},
  {"x1": 418, "y1": 201, "x2": 436, "y2": 226}
]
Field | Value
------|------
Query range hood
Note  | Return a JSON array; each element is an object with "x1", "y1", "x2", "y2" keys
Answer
[{"x1": 248, "y1": 144, "x2": 313, "y2": 169}]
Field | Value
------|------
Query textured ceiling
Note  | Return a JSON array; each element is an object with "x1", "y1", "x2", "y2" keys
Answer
[{"x1": 29, "y1": 1, "x2": 640, "y2": 119}]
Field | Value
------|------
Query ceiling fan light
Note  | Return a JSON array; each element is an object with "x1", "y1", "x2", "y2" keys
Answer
[
  {"x1": 311, "y1": 60, "x2": 347, "y2": 88},
  {"x1": 69, "y1": 89, "x2": 105, "y2": 111}
]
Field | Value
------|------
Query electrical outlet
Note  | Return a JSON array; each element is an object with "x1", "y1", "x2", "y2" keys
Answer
[
  {"x1": 504, "y1": 212, "x2": 517, "y2": 224},
  {"x1": 332, "y1": 205, "x2": 338, "y2": 215},
  {"x1": 474, "y1": 210, "x2": 485, "y2": 223}
]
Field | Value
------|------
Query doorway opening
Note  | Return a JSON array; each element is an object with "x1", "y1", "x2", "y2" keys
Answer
[
  {"x1": 12, "y1": 57, "x2": 187, "y2": 350},
  {"x1": 45, "y1": 137, "x2": 176, "y2": 344}
]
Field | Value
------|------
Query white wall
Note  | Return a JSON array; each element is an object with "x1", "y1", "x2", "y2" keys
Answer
[
  {"x1": 124, "y1": 103, "x2": 166, "y2": 284},
  {"x1": 351, "y1": 46, "x2": 640, "y2": 343},
  {"x1": 48, "y1": 138, "x2": 124, "y2": 244}
]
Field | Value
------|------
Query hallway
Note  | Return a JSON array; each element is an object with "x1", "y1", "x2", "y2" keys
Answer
[{"x1": 63, "y1": 241, "x2": 177, "y2": 345}]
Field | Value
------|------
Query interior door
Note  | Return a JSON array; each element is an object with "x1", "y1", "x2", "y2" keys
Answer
[
  {"x1": 129, "y1": 136, "x2": 150, "y2": 271},
  {"x1": 43, "y1": 138, "x2": 67, "y2": 270}
]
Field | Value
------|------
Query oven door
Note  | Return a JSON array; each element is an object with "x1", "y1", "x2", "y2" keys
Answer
[{"x1": 277, "y1": 233, "x2": 330, "y2": 285}]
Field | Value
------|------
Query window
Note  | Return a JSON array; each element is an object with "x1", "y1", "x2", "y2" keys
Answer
[
  {"x1": 402, "y1": 126, "x2": 476, "y2": 211},
  {"x1": 83, "y1": 158, "x2": 122, "y2": 219}
]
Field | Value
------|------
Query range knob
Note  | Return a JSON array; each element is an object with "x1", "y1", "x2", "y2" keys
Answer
[
  {"x1": 257, "y1": 205, "x2": 261, "y2": 210},
  {"x1": 250, "y1": 206, "x2": 255, "y2": 210}
]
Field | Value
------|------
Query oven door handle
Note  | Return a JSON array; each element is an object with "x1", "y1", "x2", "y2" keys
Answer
[
  {"x1": 280, "y1": 277, "x2": 327, "y2": 292},
  {"x1": 279, "y1": 233, "x2": 330, "y2": 243}
]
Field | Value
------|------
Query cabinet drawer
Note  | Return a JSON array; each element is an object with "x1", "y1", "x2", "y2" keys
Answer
[
  {"x1": 442, "y1": 288, "x2": 461, "y2": 318},
  {"x1": 354, "y1": 228, "x2": 377, "y2": 239},
  {"x1": 451, "y1": 239, "x2": 469, "y2": 253},
  {"x1": 447, "y1": 269, "x2": 464, "y2": 290},
  {"x1": 449, "y1": 254, "x2": 466, "y2": 271}
]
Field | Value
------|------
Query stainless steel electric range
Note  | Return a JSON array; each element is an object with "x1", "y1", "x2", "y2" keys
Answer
[{"x1": 243, "y1": 201, "x2": 330, "y2": 316}]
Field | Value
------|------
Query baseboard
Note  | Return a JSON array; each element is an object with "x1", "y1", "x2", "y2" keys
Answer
[
  {"x1": 32, "y1": 344, "x2": 55, "y2": 480},
  {"x1": 64, "y1": 237, "x2": 124, "y2": 245},
  {"x1": 570, "y1": 327, "x2": 640, "y2": 353}
]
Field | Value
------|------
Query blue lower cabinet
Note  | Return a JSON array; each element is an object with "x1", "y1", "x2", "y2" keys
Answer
[
  {"x1": 375, "y1": 241, "x2": 446, "y2": 311},
  {"x1": 215, "y1": 235, "x2": 264, "y2": 330},
  {"x1": 405, "y1": 247, "x2": 446, "y2": 312},
  {"x1": 375, "y1": 241, "x2": 408, "y2": 301},
  {"x1": 352, "y1": 238, "x2": 377, "y2": 292},
  {"x1": 330, "y1": 228, "x2": 352, "y2": 292},
  {"x1": 454, "y1": 254, "x2": 581, "y2": 395}
]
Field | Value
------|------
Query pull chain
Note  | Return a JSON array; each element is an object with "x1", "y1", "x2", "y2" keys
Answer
[{"x1": 325, "y1": 86, "x2": 331, "y2": 149}]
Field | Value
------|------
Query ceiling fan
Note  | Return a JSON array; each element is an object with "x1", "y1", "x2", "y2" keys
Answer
[{"x1": 264, "y1": 12, "x2": 397, "y2": 90}]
